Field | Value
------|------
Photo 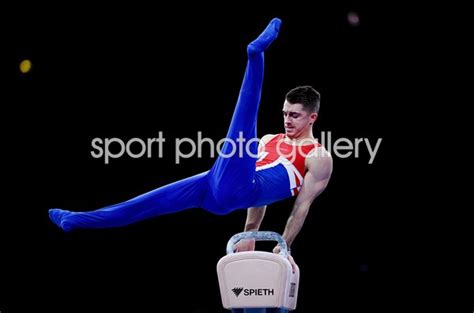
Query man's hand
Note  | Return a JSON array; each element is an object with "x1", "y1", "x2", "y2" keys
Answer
[
  {"x1": 234, "y1": 238, "x2": 256, "y2": 252},
  {"x1": 273, "y1": 245, "x2": 297, "y2": 273}
]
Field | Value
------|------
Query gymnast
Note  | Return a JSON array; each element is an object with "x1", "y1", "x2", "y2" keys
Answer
[{"x1": 49, "y1": 18, "x2": 332, "y2": 256}]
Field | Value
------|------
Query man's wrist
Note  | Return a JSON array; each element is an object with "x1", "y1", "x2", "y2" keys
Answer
[{"x1": 244, "y1": 226, "x2": 259, "y2": 232}]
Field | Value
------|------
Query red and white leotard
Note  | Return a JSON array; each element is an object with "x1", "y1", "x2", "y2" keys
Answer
[{"x1": 254, "y1": 134, "x2": 320, "y2": 202}]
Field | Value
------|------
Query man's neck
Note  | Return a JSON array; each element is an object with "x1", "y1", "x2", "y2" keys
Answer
[{"x1": 284, "y1": 130, "x2": 315, "y2": 145}]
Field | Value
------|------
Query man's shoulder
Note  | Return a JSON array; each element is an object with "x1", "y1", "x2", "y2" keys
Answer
[
  {"x1": 260, "y1": 133, "x2": 280, "y2": 143},
  {"x1": 306, "y1": 146, "x2": 333, "y2": 171},
  {"x1": 312, "y1": 145, "x2": 331, "y2": 158}
]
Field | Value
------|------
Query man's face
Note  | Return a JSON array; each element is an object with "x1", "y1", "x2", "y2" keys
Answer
[{"x1": 282, "y1": 101, "x2": 317, "y2": 139}]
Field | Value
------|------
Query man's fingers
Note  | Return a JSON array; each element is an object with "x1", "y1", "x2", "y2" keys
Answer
[{"x1": 288, "y1": 255, "x2": 297, "y2": 273}]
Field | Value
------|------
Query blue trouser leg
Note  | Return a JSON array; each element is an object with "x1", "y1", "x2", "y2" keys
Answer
[
  {"x1": 49, "y1": 172, "x2": 208, "y2": 231},
  {"x1": 48, "y1": 19, "x2": 281, "y2": 231},
  {"x1": 208, "y1": 18, "x2": 281, "y2": 210}
]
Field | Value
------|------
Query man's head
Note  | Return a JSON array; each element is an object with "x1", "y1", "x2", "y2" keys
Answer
[{"x1": 283, "y1": 86, "x2": 320, "y2": 139}]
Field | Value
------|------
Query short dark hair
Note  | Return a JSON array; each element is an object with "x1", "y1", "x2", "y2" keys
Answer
[{"x1": 285, "y1": 86, "x2": 320, "y2": 113}]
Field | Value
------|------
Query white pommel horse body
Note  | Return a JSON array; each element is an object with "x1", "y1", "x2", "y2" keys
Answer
[{"x1": 217, "y1": 231, "x2": 300, "y2": 313}]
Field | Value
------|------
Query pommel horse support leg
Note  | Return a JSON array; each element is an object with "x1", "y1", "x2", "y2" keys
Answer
[{"x1": 217, "y1": 231, "x2": 300, "y2": 313}]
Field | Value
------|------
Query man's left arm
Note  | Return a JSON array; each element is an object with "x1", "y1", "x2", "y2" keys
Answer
[{"x1": 277, "y1": 147, "x2": 333, "y2": 251}]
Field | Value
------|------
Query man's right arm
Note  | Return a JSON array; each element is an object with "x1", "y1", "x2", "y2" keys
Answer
[
  {"x1": 244, "y1": 206, "x2": 267, "y2": 232},
  {"x1": 235, "y1": 206, "x2": 267, "y2": 252},
  {"x1": 235, "y1": 134, "x2": 273, "y2": 252}
]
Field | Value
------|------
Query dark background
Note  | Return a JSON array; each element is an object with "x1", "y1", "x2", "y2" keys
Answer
[{"x1": 2, "y1": 2, "x2": 414, "y2": 312}]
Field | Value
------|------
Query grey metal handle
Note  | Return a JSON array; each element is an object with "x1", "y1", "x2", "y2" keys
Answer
[{"x1": 226, "y1": 231, "x2": 289, "y2": 257}]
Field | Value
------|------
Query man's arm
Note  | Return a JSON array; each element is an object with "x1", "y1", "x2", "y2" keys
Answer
[
  {"x1": 278, "y1": 147, "x2": 333, "y2": 250},
  {"x1": 234, "y1": 206, "x2": 266, "y2": 252},
  {"x1": 243, "y1": 206, "x2": 267, "y2": 232},
  {"x1": 235, "y1": 134, "x2": 275, "y2": 252}
]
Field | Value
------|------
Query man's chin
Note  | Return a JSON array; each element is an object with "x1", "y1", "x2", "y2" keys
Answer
[{"x1": 285, "y1": 130, "x2": 295, "y2": 138}]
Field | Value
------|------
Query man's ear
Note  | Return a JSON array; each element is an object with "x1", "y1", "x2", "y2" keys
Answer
[{"x1": 310, "y1": 113, "x2": 318, "y2": 123}]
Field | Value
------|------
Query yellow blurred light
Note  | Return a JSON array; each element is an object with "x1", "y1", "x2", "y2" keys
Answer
[{"x1": 20, "y1": 59, "x2": 32, "y2": 74}]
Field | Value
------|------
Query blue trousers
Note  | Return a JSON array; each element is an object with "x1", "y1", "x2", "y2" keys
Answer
[{"x1": 49, "y1": 18, "x2": 282, "y2": 232}]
